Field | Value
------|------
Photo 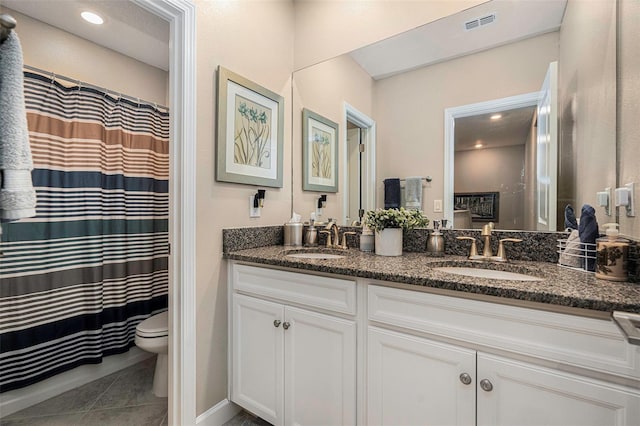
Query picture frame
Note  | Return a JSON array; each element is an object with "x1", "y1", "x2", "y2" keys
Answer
[
  {"x1": 302, "y1": 108, "x2": 339, "y2": 192},
  {"x1": 216, "y1": 66, "x2": 284, "y2": 187},
  {"x1": 453, "y1": 191, "x2": 500, "y2": 222}
]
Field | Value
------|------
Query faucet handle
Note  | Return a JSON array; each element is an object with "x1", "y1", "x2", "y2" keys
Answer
[
  {"x1": 319, "y1": 230, "x2": 332, "y2": 247},
  {"x1": 456, "y1": 236, "x2": 479, "y2": 258},
  {"x1": 340, "y1": 231, "x2": 357, "y2": 249},
  {"x1": 495, "y1": 238, "x2": 523, "y2": 262}
]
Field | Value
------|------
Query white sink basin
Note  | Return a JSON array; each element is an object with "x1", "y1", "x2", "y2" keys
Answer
[
  {"x1": 286, "y1": 252, "x2": 345, "y2": 260},
  {"x1": 435, "y1": 266, "x2": 542, "y2": 281}
]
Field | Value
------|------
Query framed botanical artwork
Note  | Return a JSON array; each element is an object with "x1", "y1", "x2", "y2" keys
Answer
[
  {"x1": 302, "y1": 108, "x2": 339, "y2": 192},
  {"x1": 216, "y1": 66, "x2": 284, "y2": 187}
]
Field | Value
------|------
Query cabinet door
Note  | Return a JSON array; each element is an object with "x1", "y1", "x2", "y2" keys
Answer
[
  {"x1": 232, "y1": 294, "x2": 285, "y2": 426},
  {"x1": 284, "y1": 306, "x2": 357, "y2": 426},
  {"x1": 367, "y1": 326, "x2": 476, "y2": 426},
  {"x1": 477, "y1": 353, "x2": 640, "y2": 426}
]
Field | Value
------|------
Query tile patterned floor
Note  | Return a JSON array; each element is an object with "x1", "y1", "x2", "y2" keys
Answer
[
  {"x1": 222, "y1": 411, "x2": 272, "y2": 426},
  {"x1": 1, "y1": 357, "x2": 167, "y2": 426}
]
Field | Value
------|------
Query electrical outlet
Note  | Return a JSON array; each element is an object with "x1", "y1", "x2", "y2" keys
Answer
[
  {"x1": 249, "y1": 196, "x2": 261, "y2": 218},
  {"x1": 597, "y1": 187, "x2": 611, "y2": 216},
  {"x1": 626, "y1": 182, "x2": 635, "y2": 217},
  {"x1": 434, "y1": 199, "x2": 443, "y2": 213}
]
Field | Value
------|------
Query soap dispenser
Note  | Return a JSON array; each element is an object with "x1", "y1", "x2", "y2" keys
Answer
[
  {"x1": 595, "y1": 223, "x2": 629, "y2": 281},
  {"x1": 360, "y1": 224, "x2": 375, "y2": 252},
  {"x1": 305, "y1": 212, "x2": 318, "y2": 247},
  {"x1": 427, "y1": 220, "x2": 445, "y2": 256}
]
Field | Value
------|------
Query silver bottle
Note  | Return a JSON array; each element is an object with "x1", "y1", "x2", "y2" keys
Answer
[
  {"x1": 305, "y1": 221, "x2": 318, "y2": 247},
  {"x1": 427, "y1": 220, "x2": 445, "y2": 255}
]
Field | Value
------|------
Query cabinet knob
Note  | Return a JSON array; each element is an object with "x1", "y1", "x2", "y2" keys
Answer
[
  {"x1": 459, "y1": 373, "x2": 472, "y2": 385},
  {"x1": 282, "y1": 322, "x2": 291, "y2": 330},
  {"x1": 273, "y1": 320, "x2": 281, "y2": 328},
  {"x1": 480, "y1": 379, "x2": 493, "y2": 392}
]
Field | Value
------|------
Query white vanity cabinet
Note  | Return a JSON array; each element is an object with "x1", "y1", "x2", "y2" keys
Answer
[
  {"x1": 367, "y1": 326, "x2": 476, "y2": 425},
  {"x1": 476, "y1": 353, "x2": 640, "y2": 426},
  {"x1": 367, "y1": 284, "x2": 640, "y2": 426},
  {"x1": 368, "y1": 326, "x2": 640, "y2": 426},
  {"x1": 229, "y1": 264, "x2": 357, "y2": 426},
  {"x1": 228, "y1": 262, "x2": 640, "y2": 426}
]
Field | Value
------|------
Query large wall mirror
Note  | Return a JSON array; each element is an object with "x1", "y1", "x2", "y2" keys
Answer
[{"x1": 292, "y1": 0, "x2": 618, "y2": 232}]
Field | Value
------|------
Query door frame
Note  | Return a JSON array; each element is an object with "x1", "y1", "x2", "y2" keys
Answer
[
  {"x1": 132, "y1": 1, "x2": 197, "y2": 424},
  {"x1": 443, "y1": 92, "x2": 541, "y2": 226},
  {"x1": 343, "y1": 103, "x2": 376, "y2": 225}
]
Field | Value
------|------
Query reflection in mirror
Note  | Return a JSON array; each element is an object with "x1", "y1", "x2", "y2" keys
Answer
[
  {"x1": 344, "y1": 106, "x2": 376, "y2": 226},
  {"x1": 346, "y1": 121, "x2": 363, "y2": 224},
  {"x1": 446, "y1": 60, "x2": 558, "y2": 232},
  {"x1": 292, "y1": 0, "x2": 617, "y2": 232},
  {"x1": 453, "y1": 105, "x2": 537, "y2": 230},
  {"x1": 292, "y1": 55, "x2": 374, "y2": 225}
]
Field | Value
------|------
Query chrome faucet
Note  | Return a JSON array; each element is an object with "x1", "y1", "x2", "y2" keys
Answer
[{"x1": 457, "y1": 223, "x2": 522, "y2": 262}]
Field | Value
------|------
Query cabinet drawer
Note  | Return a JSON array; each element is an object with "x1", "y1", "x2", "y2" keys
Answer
[
  {"x1": 232, "y1": 264, "x2": 356, "y2": 315},
  {"x1": 368, "y1": 284, "x2": 640, "y2": 381}
]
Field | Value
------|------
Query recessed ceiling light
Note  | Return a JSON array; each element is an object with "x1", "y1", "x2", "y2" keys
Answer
[
  {"x1": 475, "y1": 142, "x2": 483, "y2": 149},
  {"x1": 81, "y1": 11, "x2": 104, "y2": 25},
  {"x1": 490, "y1": 114, "x2": 502, "y2": 120}
]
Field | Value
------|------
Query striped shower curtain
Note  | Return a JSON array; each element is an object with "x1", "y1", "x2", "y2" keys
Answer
[{"x1": 0, "y1": 72, "x2": 169, "y2": 392}]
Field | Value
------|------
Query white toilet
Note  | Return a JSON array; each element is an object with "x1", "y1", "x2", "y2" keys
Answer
[{"x1": 135, "y1": 310, "x2": 168, "y2": 397}]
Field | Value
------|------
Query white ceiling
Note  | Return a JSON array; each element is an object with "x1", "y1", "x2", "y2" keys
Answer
[
  {"x1": 2, "y1": 0, "x2": 169, "y2": 71},
  {"x1": 3, "y1": 0, "x2": 562, "y2": 149},
  {"x1": 3, "y1": 0, "x2": 566, "y2": 78},
  {"x1": 350, "y1": 0, "x2": 567, "y2": 80},
  {"x1": 455, "y1": 106, "x2": 536, "y2": 151}
]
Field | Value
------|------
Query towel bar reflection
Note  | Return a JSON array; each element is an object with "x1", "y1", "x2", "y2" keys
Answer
[
  {"x1": 0, "y1": 14, "x2": 17, "y2": 44},
  {"x1": 399, "y1": 176, "x2": 432, "y2": 183}
]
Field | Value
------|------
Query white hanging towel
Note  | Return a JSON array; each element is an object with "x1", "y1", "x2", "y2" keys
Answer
[
  {"x1": 0, "y1": 31, "x2": 36, "y2": 220},
  {"x1": 404, "y1": 176, "x2": 423, "y2": 210}
]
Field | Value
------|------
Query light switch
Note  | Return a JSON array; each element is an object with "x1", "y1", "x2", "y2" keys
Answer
[{"x1": 434, "y1": 199, "x2": 443, "y2": 213}]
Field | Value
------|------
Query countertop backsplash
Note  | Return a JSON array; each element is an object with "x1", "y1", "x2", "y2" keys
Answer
[{"x1": 222, "y1": 225, "x2": 638, "y2": 283}]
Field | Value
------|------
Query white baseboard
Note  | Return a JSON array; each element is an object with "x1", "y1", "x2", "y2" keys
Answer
[
  {"x1": 0, "y1": 347, "x2": 153, "y2": 417},
  {"x1": 196, "y1": 399, "x2": 242, "y2": 426}
]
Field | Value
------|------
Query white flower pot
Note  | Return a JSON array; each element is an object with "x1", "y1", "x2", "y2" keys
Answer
[{"x1": 375, "y1": 228, "x2": 403, "y2": 256}]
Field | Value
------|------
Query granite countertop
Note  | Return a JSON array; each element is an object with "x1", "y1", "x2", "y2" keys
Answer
[{"x1": 225, "y1": 245, "x2": 640, "y2": 315}]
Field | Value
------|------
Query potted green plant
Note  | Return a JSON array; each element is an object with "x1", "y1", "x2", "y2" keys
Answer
[{"x1": 364, "y1": 208, "x2": 429, "y2": 256}]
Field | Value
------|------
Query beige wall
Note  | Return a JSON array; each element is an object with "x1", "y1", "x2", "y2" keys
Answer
[
  {"x1": 293, "y1": 0, "x2": 486, "y2": 70},
  {"x1": 194, "y1": 0, "x2": 294, "y2": 414},
  {"x1": 292, "y1": 54, "x2": 374, "y2": 222},
  {"x1": 374, "y1": 32, "x2": 559, "y2": 222},
  {"x1": 618, "y1": 0, "x2": 640, "y2": 238},
  {"x1": 557, "y1": 0, "x2": 617, "y2": 227},
  {"x1": 455, "y1": 145, "x2": 525, "y2": 230},
  {"x1": 2, "y1": 8, "x2": 168, "y2": 106}
]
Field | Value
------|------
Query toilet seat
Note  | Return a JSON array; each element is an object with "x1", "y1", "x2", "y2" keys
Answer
[{"x1": 136, "y1": 311, "x2": 168, "y2": 338}]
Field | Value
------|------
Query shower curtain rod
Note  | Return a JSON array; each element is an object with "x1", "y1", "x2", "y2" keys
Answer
[{"x1": 23, "y1": 64, "x2": 169, "y2": 111}]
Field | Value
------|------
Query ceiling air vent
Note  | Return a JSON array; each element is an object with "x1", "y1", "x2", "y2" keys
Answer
[
  {"x1": 465, "y1": 19, "x2": 479, "y2": 30},
  {"x1": 464, "y1": 13, "x2": 497, "y2": 31}
]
